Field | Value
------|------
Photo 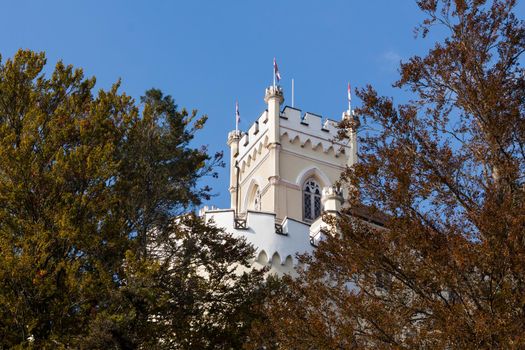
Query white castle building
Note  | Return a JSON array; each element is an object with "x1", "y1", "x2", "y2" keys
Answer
[{"x1": 201, "y1": 85, "x2": 360, "y2": 275}]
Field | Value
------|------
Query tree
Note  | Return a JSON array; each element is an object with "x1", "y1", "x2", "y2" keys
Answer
[
  {"x1": 0, "y1": 50, "x2": 267, "y2": 349},
  {"x1": 253, "y1": 0, "x2": 525, "y2": 348}
]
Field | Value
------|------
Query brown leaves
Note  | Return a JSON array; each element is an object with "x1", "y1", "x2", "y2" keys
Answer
[{"x1": 256, "y1": 0, "x2": 525, "y2": 348}]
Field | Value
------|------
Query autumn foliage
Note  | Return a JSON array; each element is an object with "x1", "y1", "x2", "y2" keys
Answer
[{"x1": 253, "y1": 0, "x2": 525, "y2": 348}]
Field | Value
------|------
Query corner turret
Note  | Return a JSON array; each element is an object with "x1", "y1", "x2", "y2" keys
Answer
[
  {"x1": 264, "y1": 86, "x2": 284, "y2": 146},
  {"x1": 227, "y1": 130, "x2": 242, "y2": 211},
  {"x1": 342, "y1": 110, "x2": 360, "y2": 167},
  {"x1": 263, "y1": 86, "x2": 284, "y2": 219},
  {"x1": 321, "y1": 185, "x2": 344, "y2": 212}
]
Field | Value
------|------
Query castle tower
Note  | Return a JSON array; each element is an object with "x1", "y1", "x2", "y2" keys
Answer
[
  {"x1": 227, "y1": 86, "x2": 356, "y2": 223},
  {"x1": 227, "y1": 130, "x2": 241, "y2": 211},
  {"x1": 201, "y1": 83, "x2": 364, "y2": 275}
]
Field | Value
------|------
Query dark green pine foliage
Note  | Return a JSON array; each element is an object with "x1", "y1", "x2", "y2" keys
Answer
[{"x1": 0, "y1": 50, "x2": 268, "y2": 349}]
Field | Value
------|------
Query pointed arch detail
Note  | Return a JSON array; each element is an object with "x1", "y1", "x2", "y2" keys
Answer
[
  {"x1": 295, "y1": 167, "x2": 331, "y2": 188},
  {"x1": 243, "y1": 176, "x2": 264, "y2": 212}
]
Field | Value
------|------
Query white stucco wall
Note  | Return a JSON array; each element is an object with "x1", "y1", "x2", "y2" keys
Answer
[{"x1": 203, "y1": 209, "x2": 314, "y2": 276}]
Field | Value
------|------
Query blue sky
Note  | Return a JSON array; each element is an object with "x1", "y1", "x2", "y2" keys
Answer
[{"x1": 1, "y1": 1, "x2": 523, "y2": 209}]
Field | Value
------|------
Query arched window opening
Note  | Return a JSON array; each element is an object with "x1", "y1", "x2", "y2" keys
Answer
[
  {"x1": 254, "y1": 189, "x2": 261, "y2": 211},
  {"x1": 247, "y1": 184, "x2": 261, "y2": 211},
  {"x1": 303, "y1": 178, "x2": 322, "y2": 221}
]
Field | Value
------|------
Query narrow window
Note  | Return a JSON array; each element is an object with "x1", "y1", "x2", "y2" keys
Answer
[
  {"x1": 248, "y1": 185, "x2": 260, "y2": 211},
  {"x1": 254, "y1": 189, "x2": 261, "y2": 211},
  {"x1": 303, "y1": 179, "x2": 322, "y2": 221}
]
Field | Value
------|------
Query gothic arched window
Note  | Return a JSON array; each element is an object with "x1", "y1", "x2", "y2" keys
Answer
[
  {"x1": 254, "y1": 189, "x2": 261, "y2": 211},
  {"x1": 248, "y1": 185, "x2": 261, "y2": 211},
  {"x1": 303, "y1": 179, "x2": 321, "y2": 221}
]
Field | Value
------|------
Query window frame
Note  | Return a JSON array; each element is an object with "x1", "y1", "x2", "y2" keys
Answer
[{"x1": 302, "y1": 178, "x2": 322, "y2": 222}]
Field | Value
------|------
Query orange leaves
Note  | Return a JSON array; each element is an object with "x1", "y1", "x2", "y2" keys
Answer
[{"x1": 258, "y1": 0, "x2": 525, "y2": 348}]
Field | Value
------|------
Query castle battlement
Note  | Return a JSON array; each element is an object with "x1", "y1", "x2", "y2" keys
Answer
[
  {"x1": 281, "y1": 106, "x2": 339, "y2": 135},
  {"x1": 203, "y1": 209, "x2": 314, "y2": 275},
  {"x1": 322, "y1": 184, "x2": 343, "y2": 198},
  {"x1": 280, "y1": 106, "x2": 349, "y2": 156},
  {"x1": 235, "y1": 105, "x2": 349, "y2": 167},
  {"x1": 237, "y1": 110, "x2": 270, "y2": 160}
]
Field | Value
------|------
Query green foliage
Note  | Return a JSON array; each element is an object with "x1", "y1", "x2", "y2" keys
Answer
[
  {"x1": 144, "y1": 215, "x2": 268, "y2": 349},
  {"x1": 0, "y1": 49, "x2": 266, "y2": 349}
]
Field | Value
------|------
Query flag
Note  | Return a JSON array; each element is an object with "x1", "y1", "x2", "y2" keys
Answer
[
  {"x1": 236, "y1": 100, "x2": 240, "y2": 125},
  {"x1": 274, "y1": 57, "x2": 281, "y2": 82},
  {"x1": 347, "y1": 82, "x2": 352, "y2": 103}
]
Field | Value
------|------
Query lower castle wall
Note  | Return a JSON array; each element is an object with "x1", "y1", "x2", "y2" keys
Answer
[{"x1": 203, "y1": 209, "x2": 314, "y2": 276}]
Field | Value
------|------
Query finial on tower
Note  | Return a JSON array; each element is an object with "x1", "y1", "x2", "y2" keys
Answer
[{"x1": 342, "y1": 82, "x2": 359, "y2": 130}]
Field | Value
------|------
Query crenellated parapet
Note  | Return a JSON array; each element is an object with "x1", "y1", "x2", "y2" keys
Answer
[
  {"x1": 322, "y1": 185, "x2": 344, "y2": 202},
  {"x1": 236, "y1": 110, "x2": 270, "y2": 161},
  {"x1": 202, "y1": 208, "x2": 314, "y2": 275},
  {"x1": 264, "y1": 85, "x2": 284, "y2": 104},
  {"x1": 232, "y1": 106, "x2": 352, "y2": 176},
  {"x1": 235, "y1": 105, "x2": 347, "y2": 155},
  {"x1": 280, "y1": 106, "x2": 349, "y2": 156},
  {"x1": 281, "y1": 106, "x2": 340, "y2": 134}
]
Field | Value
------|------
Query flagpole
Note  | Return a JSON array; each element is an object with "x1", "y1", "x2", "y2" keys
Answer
[
  {"x1": 235, "y1": 100, "x2": 238, "y2": 132},
  {"x1": 273, "y1": 66, "x2": 276, "y2": 88},
  {"x1": 292, "y1": 78, "x2": 295, "y2": 107},
  {"x1": 348, "y1": 82, "x2": 352, "y2": 113},
  {"x1": 273, "y1": 57, "x2": 281, "y2": 88}
]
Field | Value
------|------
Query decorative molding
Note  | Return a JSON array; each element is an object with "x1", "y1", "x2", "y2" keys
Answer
[
  {"x1": 242, "y1": 177, "x2": 264, "y2": 213},
  {"x1": 237, "y1": 128, "x2": 268, "y2": 162},
  {"x1": 239, "y1": 152, "x2": 270, "y2": 186},
  {"x1": 281, "y1": 126, "x2": 349, "y2": 150},
  {"x1": 280, "y1": 148, "x2": 346, "y2": 172},
  {"x1": 268, "y1": 175, "x2": 281, "y2": 185},
  {"x1": 277, "y1": 178, "x2": 301, "y2": 190},
  {"x1": 259, "y1": 180, "x2": 272, "y2": 198},
  {"x1": 296, "y1": 166, "x2": 332, "y2": 188}
]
